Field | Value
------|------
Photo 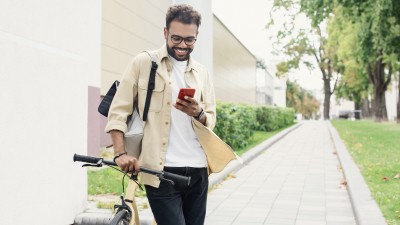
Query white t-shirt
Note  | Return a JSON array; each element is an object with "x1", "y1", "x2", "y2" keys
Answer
[{"x1": 164, "y1": 57, "x2": 207, "y2": 168}]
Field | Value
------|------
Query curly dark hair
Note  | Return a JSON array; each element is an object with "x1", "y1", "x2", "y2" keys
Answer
[{"x1": 166, "y1": 4, "x2": 201, "y2": 30}]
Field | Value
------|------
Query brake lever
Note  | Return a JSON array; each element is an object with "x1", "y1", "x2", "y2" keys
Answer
[
  {"x1": 82, "y1": 159, "x2": 104, "y2": 168},
  {"x1": 158, "y1": 175, "x2": 175, "y2": 186},
  {"x1": 82, "y1": 163, "x2": 102, "y2": 168}
]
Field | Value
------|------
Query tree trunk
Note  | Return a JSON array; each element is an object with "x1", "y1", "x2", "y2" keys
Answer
[
  {"x1": 373, "y1": 86, "x2": 387, "y2": 122},
  {"x1": 323, "y1": 77, "x2": 331, "y2": 120},
  {"x1": 319, "y1": 57, "x2": 334, "y2": 120},
  {"x1": 367, "y1": 55, "x2": 391, "y2": 122},
  {"x1": 361, "y1": 98, "x2": 371, "y2": 118}
]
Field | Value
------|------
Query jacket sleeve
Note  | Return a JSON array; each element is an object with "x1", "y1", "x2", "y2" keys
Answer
[
  {"x1": 104, "y1": 55, "x2": 142, "y2": 133},
  {"x1": 202, "y1": 70, "x2": 217, "y2": 130}
]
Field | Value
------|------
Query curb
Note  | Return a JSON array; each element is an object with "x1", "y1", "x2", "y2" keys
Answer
[
  {"x1": 75, "y1": 122, "x2": 302, "y2": 225},
  {"x1": 326, "y1": 121, "x2": 387, "y2": 225}
]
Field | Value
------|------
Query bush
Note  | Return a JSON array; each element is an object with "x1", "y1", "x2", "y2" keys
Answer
[
  {"x1": 214, "y1": 101, "x2": 295, "y2": 151},
  {"x1": 255, "y1": 106, "x2": 295, "y2": 131},
  {"x1": 214, "y1": 102, "x2": 256, "y2": 150}
]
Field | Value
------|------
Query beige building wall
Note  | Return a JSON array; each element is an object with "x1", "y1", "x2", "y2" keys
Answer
[
  {"x1": 101, "y1": 0, "x2": 172, "y2": 95},
  {"x1": 213, "y1": 16, "x2": 257, "y2": 104},
  {"x1": 97, "y1": 0, "x2": 172, "y2": 149}
]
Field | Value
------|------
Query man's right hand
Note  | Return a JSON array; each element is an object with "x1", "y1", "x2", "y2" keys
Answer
[
  {"x1": 114, "y1": 154, "x2": 140, "y2": 173},
  {"x1": 110, "y1": 130, "x2": 140, "y2": 173}
]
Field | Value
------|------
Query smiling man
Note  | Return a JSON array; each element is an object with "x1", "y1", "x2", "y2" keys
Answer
[{"x1": 105, "y1": 4, "x2": 216, "y2": 225}]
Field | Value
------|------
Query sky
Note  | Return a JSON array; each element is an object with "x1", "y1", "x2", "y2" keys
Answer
[{"x1": 212, "y1": 0, "x2": 323, "y2": 91}]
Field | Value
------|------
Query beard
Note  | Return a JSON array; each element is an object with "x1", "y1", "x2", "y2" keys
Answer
[{"x1": 167, "y1": 44, "x2": 193, "y2": 61}]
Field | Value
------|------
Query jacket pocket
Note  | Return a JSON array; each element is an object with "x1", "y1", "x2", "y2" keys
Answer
[{"x1": 138, "y1": 76, "x2": 165, "y2": 112}]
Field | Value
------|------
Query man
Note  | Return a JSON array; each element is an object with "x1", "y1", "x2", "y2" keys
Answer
[{"x1": 105, "y1": 4, "x2": 216, "y2": 225}]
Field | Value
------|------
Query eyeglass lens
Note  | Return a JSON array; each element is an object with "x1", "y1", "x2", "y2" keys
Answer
[{"x1": 171, "y1": 35, "x2": 196, "y2": 45}]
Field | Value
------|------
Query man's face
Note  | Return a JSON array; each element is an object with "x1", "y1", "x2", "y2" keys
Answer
[{"x1": 164, "y1": 20, "x2": 198, "y2": 61}]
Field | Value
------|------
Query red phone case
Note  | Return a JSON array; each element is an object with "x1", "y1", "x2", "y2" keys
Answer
[{"x1": 178, "y1": 88, "x2": 195, "y2": 100}]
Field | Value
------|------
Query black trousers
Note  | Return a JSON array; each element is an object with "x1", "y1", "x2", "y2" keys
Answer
[{"x1": 145, "y1": 167, "x2": 208, "y2": 225}]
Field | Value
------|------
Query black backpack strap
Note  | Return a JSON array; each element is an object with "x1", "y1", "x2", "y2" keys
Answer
[
  {"x1": 142, "y1": 51, "x2": 158, "y2": 121},
  {"x1": 98, "y1": 80, "x2": 120, "y2": 117}
]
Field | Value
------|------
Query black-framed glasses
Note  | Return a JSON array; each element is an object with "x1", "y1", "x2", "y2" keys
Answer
[{"x1": 170, "y1": 34, "x2": 197, "y2": 45}]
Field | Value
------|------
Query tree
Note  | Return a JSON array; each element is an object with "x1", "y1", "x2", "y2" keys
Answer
[
  {"x1": 256, "y1": 58, "x2": 267, "y2": 70},
  {"x1": 300, "y1": 0, "x2": 400, "y2": 121},
  {"x1": 336, "y1": 0, "x2": 400, "y2": 121},
  {"x1": 269, "y1": 0, "x2": 339, "y2": 120},
  {"x1": 327, "y1": 6, "x2": 372, "y2": 116},
  {"x1": 286, "y1": 80, "x2": 320, "y2": 119}
]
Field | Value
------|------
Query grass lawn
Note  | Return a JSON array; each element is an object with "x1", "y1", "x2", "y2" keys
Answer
[
  {"x1": 331, "y1": 119, "x2": 400, "y2": 225},
  {"x1": 88, "y1": 167, "x2": 127, "y2": 195},
  {"x1": 88, "y1": 165, "x2": 146, "y2": 197}
]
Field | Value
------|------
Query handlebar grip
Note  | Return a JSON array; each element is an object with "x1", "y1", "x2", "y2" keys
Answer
[
  {"x1": 73, "y1": 154, "x2": 101, "y2": 164},
  {"x1": 73, "y1": 154, "x2": 117, "y2": 166},
  {"x1": 163, "y1": 171, "x2": 191, "y2": 186}
]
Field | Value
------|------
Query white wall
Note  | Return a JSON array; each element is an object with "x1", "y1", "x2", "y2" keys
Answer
[
  {"x1": 0, "y1": 1, "x2": 101, "y2": 224},
  {"x1": 274, "y1": 76, "x2": 287, "y2": 107},
  {"x1": 386, "y1": 81, "x2": 398, "y2": 121},
  {"x1": 256, "y1": 68, "x2": 274, "y2": 105},
  {"x1": 265, "y1": 70, "x2": 275, "y2": 105},
  {"x1": 330, "y1": 95, "x2": 355, "y2": 118}
]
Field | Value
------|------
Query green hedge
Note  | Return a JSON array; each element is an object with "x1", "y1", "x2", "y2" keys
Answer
[
  {"x1": 214, "y1": 101, "x2": 295, "y2": 150},
  {"x1": 255, "y1": 106, "x2": 295, "y2": 131},
  {"x1": 213, "y1": 102, "x2": 257, "y2": 149}
]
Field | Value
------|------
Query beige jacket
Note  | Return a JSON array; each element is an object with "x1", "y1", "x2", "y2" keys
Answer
[{"x1": 106, "y1": 45, "x2": 227, "y2": 187}]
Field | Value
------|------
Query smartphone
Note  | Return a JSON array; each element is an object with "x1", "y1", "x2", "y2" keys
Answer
[{"x1": 177, "y1": 88, "x2": 196, "y2": 100}]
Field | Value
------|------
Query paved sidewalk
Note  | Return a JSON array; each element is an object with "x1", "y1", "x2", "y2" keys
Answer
[
  {"x1": 76, "y1": 120, "x2": 387, "y2": 225},
  {"x1": 205, "y1": 121, "x2": 357, "y2": 225}
]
